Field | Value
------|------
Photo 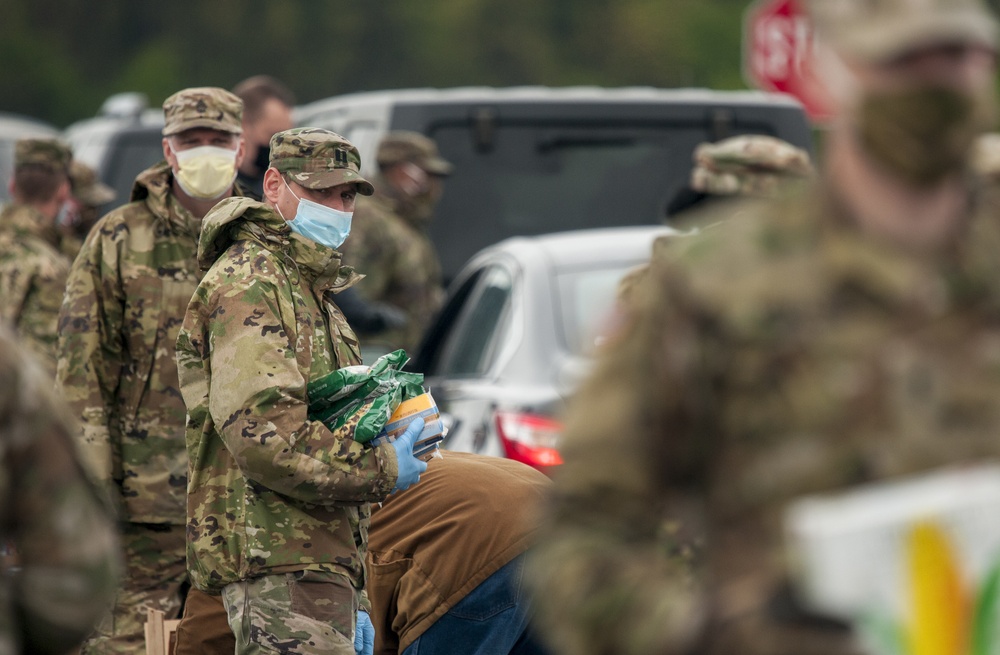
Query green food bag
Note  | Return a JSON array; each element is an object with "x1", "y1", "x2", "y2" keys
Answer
[{"x1": 306, "y1": 349, "x2": 425, "y2": 444}]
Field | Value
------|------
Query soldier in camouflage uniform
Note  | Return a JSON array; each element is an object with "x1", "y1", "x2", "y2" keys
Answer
[
  {"x1": 528, "y1": 0, "x2": 1000, "y2": 654},
  {"x1": 175, "y1": 127, "x2": 428, "y2": 655},
  {"x1": 689, "y1": 134, "x2": 813, "y2": 198},
  {"x1": 0, "y1": 139, "x2": 73, "y2": 376},
  {"x1": 341, "y1": 131, "x2": 452, "y2": 355},
  {"x1": 60, "y1": 159, "x2": 117, "y2": 260},
  {"x1": 0, "y1": 325, "x2": 122, "y2": 655},
  {"x1": 56, "y1": 87, "x2": 245, "y2": 655}
]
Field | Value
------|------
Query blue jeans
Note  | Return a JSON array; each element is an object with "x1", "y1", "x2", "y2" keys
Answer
[{"x1": 402, "y1": 555, "x2": 550, "y2": 655}]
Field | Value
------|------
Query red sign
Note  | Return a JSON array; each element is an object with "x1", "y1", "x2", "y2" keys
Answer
[{"x1": 743, "y1": 0, "x2": 834, "y2": 123}]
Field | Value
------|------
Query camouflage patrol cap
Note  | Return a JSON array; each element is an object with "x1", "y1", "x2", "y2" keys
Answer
[
  {"x1": 15, "y1": 138, "x2": 72, "y2": 174},
  {"x1": 806, "y1": 0, "x2": 998, "y2": 62},
  {"x1": 690, "y1": 135, "x2": 813, "y2": 197},
  {"x1": 69, "y1": 160, "x2": 116, "y2": 207},
  {"x1": 162, "y1": 87, "x2": 243, "y2": 136},
  {"x1": 376, "y1": 131, "x2": 453, "y2": 176},
  {"x1": 270, "y1": 127, "x2": 375, "y2": 195},
  {"x1": 970, "y1": 132, "x2": 1000, "y2": 181}
]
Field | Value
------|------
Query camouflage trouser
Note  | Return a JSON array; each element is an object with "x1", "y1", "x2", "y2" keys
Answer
[
  {"x1": 81, "y1": 523, "x2": 187, "y2": 655},
  {"x1": 222, "y1": 570, "x2": 359, "y2": 655}
]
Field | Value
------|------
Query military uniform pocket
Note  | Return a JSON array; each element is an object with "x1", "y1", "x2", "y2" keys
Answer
[{"x1": 289, "y1": 570, "x2": 357, "y2": 637}]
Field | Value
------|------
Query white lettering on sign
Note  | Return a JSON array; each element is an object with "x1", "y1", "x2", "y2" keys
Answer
[{"x1": 752, "y1": 14, "x2": 812, "y2": 86}]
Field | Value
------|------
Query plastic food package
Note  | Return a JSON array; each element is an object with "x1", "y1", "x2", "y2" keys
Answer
[
  {"x1": 370, "y1": 391, "x2": 445, "y2": 461},
  {"x1": 307, "y1": 349, "x2": 444, "y2": 459}
]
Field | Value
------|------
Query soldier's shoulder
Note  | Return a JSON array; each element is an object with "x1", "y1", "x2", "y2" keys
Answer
[
  {"x1": 666, "y1": 191, "x2": 810, "y2": 261},
  {"x1": 95, "y1": 198, "x2": 159, "y2": 235},
  {"x1": 654, "y1": 187, "x2": 826, "y2": 311},
  {"x1": 0, "y1": 235, "x2": 63, "y2": 272},
  {"x1": 200, "y1": 239, "x2": 293, "y2": 296}
]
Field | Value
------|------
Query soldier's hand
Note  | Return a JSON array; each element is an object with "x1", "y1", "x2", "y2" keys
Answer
[
  {"x1": 355, "y1": 609, "x2": 374, "y2": 655},
  {"x1": 390, "y1": 417, "x2": 428, "y2": 493}
]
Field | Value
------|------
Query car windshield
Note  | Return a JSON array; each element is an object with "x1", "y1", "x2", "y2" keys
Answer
[{"x1": 556, "y1": 263, "x2": 640, "y2": 356}]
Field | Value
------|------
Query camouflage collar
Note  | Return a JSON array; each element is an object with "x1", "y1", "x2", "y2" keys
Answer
[
  {"x1": 810, "y1": 182, "x2": 1000, "y2": 315},
  {"x1": 130, "y1": 161, "x2": 173, "y2": 223},
  {"x1": 0, "y1": 203, "x2": 60, "y2": 248},
  {"x1": 198, "y1": 196, "x2": 361, "y2": 292},
  {"x1": 167, "y1": 194, "x2": 200, "y2": 239}
]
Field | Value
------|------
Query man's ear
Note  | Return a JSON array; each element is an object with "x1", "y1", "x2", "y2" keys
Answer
[
  {"x1": 234, "y1": 135, "x2": 247, "y2": 171},
  {"x1": 262, "y1": 167, "x2": 282, "y2": 204},
  {"x1": 162, "y1": 137, "x2": 177, "y2": 169},
  {"x1": 58, "y1": 177, "x2": 72, "y2": 203}
]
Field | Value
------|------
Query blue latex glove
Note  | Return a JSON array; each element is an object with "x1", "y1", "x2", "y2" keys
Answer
[
  {"x1": 391, "y1": 417, "x2": 428, "y2": 493},
  {"x1": 355, "y1": 609, "x2": 374, "y2": 655}
]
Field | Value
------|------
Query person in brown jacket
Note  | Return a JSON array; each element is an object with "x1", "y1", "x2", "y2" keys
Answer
[{"x1": 175, "y1": 451, "x2": 552, "y2": 655}]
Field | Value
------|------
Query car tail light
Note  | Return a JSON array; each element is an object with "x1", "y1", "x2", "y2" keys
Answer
[{"x1": 495, "y1": 410, "x2": 564, "y2": 472}]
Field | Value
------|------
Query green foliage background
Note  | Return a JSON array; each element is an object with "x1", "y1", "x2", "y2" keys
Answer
[{"x1": 0, "y1": 0, "x2": 752, "y2": 127}]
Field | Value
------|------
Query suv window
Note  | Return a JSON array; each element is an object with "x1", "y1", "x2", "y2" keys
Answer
[{"x1": 426, "y1": 121, "x2": 775, "y2": 281}]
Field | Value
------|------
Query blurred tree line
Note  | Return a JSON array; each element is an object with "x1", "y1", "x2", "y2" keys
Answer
[{"x1": 0, "y1": 0, "x2": 751, "y2": 128}]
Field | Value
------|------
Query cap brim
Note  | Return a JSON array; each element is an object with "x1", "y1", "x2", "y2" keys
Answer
[
  {"x1": 77, "y1": 183, "x2": 117, "y2": 206},
  {"x1": 422, "y1": 157, "x2": 454, "y2": 176},
  {"x1": 837, "y1": 9, "x2": 998, "y2": 62},
  {"x1": 288, "y1": 169, "x2": 375, "y2": 196},
  {"x1": 162, "y1": 119, "x2": 243, "y2": 136}
]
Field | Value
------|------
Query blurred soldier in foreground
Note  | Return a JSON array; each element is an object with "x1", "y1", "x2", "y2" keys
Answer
[
  {"x1": 343, "y1": 131, "x2": 452, "y2": 355},
  {"x1": 174, "y1": 452, "x2": 552, "y2": 655},
  {"x1": 59, "y1": 159, "x2": 116, "y2": 260},
  {"x1": 0, "y1": 138, "x2": 72, "y2": 375},
  {"x1": 175, "y1": 127, "x2": 427, "y2": 655},
  {"x1": 233, "y1": 75, "x2": 296, "y2": 199},
  {"x1": 0, "y1": 325, "x2": 122, "y2": 655},
  {"x1": 56, "y1": 87, "x2": 245, "y2": 655},
  {"x1": 528, "y1": 0, "x2": 1000, "y2": 653}
]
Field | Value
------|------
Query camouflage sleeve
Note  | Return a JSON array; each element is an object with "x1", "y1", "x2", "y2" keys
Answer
[
  {"x1": 3, "y1": 332, "x2": 122, "y2": 653},
  {"x1": 526, "y1": 252, "x2": 716, "y2": 655},
  {"x1": 199, "y1": 273, "x2": 397, "y2": 504},
  {"x1": 55, "y1": 222, "x2": 126, "y2": 497},
  {"x1": 14, "y1": 256, "x2": 67, "y2": 378}
]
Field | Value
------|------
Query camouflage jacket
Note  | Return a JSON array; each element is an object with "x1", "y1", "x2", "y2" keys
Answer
[
  {"x1": 175, "y1": 197, "x2": 399, "y2": 594},
  {"x1": 0, "y1": 204, "x2": 70, "y2": 376},
  {"x1": 0, "y1": 326, "x2": 121, "y2": 655},
  {"x1": 56, "y1": 161, "x2": 223, "y2": 525},
  {"x1": 529, "y1": 182, "x2": 1000, "y2": 655},
  {"x1": 342, "y1": 191, "x2": 444, "y2": 354}
]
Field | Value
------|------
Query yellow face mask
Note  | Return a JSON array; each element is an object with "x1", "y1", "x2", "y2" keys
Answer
[{"x1": 171, "y1": 145, "x2": 238, "y2": 199}]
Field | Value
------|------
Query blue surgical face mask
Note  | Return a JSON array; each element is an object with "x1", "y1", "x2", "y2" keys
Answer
[{"x1": 278, "y1": 177, "x2": 353, "y2": 249}]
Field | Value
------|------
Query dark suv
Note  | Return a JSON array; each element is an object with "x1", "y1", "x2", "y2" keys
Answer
[{"x1": 296, "y1": 86, "x2": 813, "y2": 282}]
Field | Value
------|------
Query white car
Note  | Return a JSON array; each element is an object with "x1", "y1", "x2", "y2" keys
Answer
[{"x1": 410, "y1": 225, "x2": 683, "y2": 473}]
